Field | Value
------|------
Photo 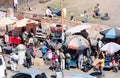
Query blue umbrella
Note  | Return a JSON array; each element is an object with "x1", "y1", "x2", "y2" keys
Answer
[{"x1": 100, "y1": 28, "x2": 120, "y2": 39}]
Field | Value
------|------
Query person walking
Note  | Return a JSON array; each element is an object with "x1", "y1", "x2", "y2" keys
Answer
[
  {"x1": 99, "y1": 51, "x2": 105, "y2": 77},
  {"x1": 55, "y1": 59, "x2": 63, "y2": 78},
  {"x1": 13, "y1": 0, "x2": 18, "y2": 11},
  {"x1": 9, "y1": 53, "x2": 17, "y2": 71},
  {"x1": 41, "y1": 44, "x2": 48, "y2": 61},
  {"x1": 4, "y1": 32, "x2": 9, "y2": 46},
  {"x1": 28, "y1": 36, "x2": 34, "y2": 46},
  {"x1": 25, "y1": 45, "x2": 33, "y2": 68},
  {"x1": 83, "y1": 10, "x2": 88, "y2": 23},
  {"x1": 59, "y1": 49, "x2": 65, "y2": 70},
  {"x1": 65, "y1": 52, "x2": 71, "y2": 70},
  {"x1": 78, "y1": 50, "x2": 84, "y2": 69}
]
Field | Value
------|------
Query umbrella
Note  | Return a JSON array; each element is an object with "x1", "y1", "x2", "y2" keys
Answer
[
  {"x1": 100, "y1": 42, "x2": 120, "y2": 54},
  {"x1": 14, "y1": 18, "x2": 39, "y2": 27},
  {"x1": 16, "y1": 44, "x2": 26, "y2": 51},
  {"x1": 0, "y1": 17, "x2": 15, "y2": 26},
  {"x1": 64, "y1": 74, "x2": 96, "y2": 78},
  {"x1": 65, "y1": 24, "x2": 91, "y2": 35},
  {"x1": 0, "y1": 17, "x2": 17, "y2": 32},
  {"x1": 65, "y1": 35, "x2": 89, "y2": 50},
  {"x1": 100, "y1": 27, "x2": 120, "y2": 39},
  {"x1": 0, "y1": 17, "x2": 15, "y2": 25}
]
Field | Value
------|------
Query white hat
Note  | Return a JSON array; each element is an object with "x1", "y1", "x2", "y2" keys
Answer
[{"x1": 55, "y1": 59, "x2": 58, "y2": 62}]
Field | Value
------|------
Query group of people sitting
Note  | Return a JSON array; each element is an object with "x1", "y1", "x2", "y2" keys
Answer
[
  {"x1": 93, "y1": 3, "x2": 110, "y2": 20},
  {"x1": 45, "y1": 6, "x2": 61, "y2": 18}
]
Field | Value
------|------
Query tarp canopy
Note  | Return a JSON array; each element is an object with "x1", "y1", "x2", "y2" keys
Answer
[
  {"x1": 14, "y1": 18, "x2": 39, "y2": 27},
  {"x1": 0, "y1": 17, "x2": 15, "y2": 26},
  {"x1": 65, "y1": 24, "x2": 91, "y2": 35}
]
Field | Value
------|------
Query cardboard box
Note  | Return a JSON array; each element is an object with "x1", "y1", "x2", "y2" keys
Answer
[
  {"x1": 92, "y1": 58, "x2": 100, "y2": 66},
  {"x1": 33, "y1": 58, "x2": 44, "y2": 67}
]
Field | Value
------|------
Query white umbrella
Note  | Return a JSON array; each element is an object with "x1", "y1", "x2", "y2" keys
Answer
[
  {"x1": 65, "y1": 24, "x2": 91, "y2": 34},
  {"x1": 100, "y1": 42, "x2": 120, "y2": 54},
  {"x1": 14, "y1": 18, "x2": 39, "y2": 27}
]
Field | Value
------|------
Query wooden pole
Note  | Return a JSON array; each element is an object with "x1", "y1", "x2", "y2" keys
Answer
[{"x1": 60, "y1": 0, "x2": 64, "y2": 32}]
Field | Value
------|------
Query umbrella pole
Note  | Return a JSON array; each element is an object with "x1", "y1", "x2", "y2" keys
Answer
[
  {"x1": 6, "y1": 25, "x2": 8, "y2": 33},
  {"x1": 60, "y1": 0, "x2": 64, "y2": 44},
  {"x1": 60, "y1": 0, "x2": 64, "y2": 32}
]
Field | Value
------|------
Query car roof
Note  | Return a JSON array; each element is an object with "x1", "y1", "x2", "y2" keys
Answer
[
  {"x1": 65, "y1": 74, "x2": 96, "y2": 78},
  {"x1": 19, "y1": 69, "x2": 44, "y2": 76}
]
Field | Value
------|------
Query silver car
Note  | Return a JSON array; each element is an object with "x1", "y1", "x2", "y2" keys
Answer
[{"x1": 11, "y1": 69, "x2": 47, "y2": 78}]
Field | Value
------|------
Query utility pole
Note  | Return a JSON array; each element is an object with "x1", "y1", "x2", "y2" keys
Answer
[{"x1": 60, "y1": 0, "x2": 64, "y2": 32}]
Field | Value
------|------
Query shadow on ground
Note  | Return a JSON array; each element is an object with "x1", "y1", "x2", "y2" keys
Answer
[
  {"x1": 90, "y1": 72, "x2": 101, "y2": 77},
  {"x1": 51, "y1": 75, "x2": 56, "y2": 78}
]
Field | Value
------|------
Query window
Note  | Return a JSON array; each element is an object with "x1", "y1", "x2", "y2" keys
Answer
[
  {"x1": 0, "y1": 58, "x2": 3, "y2": 65},
  {"x1": 13, "y1": 73, "x2": 32, "y2": 78}
]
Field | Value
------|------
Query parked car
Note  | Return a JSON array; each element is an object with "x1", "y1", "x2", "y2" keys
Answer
[
  {"x1": 0, "y1": 55, "x2": 6, "y2": 78},
  {"x1": 11, "y1": 69, "x2": 47, "y2": 78}
]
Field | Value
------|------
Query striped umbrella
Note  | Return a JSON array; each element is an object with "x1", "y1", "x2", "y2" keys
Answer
[
  {"x1": 65, "y1": 35, "x2": 89, "y2": 50},
  {"x1": 100, "y1": 27, "x2": 120, "y2": 39}
]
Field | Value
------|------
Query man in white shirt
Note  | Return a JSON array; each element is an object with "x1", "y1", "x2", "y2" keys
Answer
[
  {"x1": 45, "y1": 6, "x2": 52, "y2": 18},
  {"x1": 4, "y1": 33, "x2": 9, "y2": 46},
  {"x1": 97, "y1": 38, "x2": 104, "y2": 50},
  {"x1": 13, "y1": 0, "x2": 18, "y2": 11}
]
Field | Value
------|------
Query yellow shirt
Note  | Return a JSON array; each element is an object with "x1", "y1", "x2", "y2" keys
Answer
[{"x1": 100, "y1": 59, "x2": 105, "y2": 67}]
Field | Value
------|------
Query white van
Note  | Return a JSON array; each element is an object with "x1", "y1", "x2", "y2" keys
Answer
[{"x1": 0, "y1": 55, "x2": 6, "y2": 78}]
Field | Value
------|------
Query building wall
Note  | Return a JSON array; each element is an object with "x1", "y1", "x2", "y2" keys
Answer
[
  {"x1": 0, "y1": 0, "x2": 38, "y2": 7},
  {"x1": 0, "y1": 0, "x2": 50, "y2": 8},
  {"x1": 0, "y1": 0, "x2": 13, "y2": 6}
]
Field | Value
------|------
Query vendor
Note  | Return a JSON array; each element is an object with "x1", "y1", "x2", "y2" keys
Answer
[{"x1": 98, "y1": 51, "x2": 105, "y2": 77}]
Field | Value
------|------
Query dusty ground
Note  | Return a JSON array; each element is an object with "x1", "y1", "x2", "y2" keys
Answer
[
  {"x1": 18, "y1": 0, "x2": 120, "y2": 27},
  {"x1": 5, "y1": 0, "x2": 120, "y2": 78},
  {"x1": 5, "y1": 48, "x2": 120, "y2": 78}
]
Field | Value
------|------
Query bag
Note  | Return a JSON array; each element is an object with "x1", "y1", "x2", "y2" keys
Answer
[{"x1": 32, "y1": 47, "x2": 37, "y2": 56}]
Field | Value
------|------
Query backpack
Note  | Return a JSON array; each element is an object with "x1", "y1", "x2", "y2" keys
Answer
[{"x1": 25, "y1": 48, "x2": 33, "y2": 59}]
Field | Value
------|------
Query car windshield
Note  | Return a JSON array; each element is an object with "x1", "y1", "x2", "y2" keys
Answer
[
  {"x1": 0, "y1": 58, "x2": 2, "y2": 65},
  {"x1": 13, "y1": 73, "x2": 32, "y2": 78},
  {"x1": 35, "y1": 73, "x2": 47, "y2": 78}
]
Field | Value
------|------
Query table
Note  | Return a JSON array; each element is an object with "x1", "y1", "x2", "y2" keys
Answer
[{"x1": 9, "y1": 36, "x2": 21, "y2": 45}]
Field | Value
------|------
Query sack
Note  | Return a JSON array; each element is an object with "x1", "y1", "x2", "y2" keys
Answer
[{"x1": 32, "y1": 51, "x2": 36, "y2": 56}]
